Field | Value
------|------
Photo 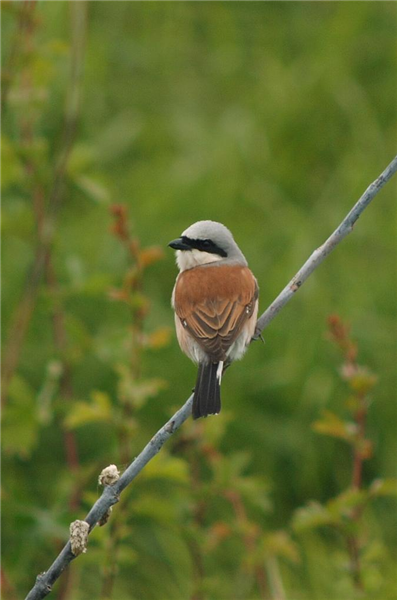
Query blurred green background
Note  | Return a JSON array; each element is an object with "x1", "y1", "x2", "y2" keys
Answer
[{"x1": 2, "y1": 2, "x2": 396, "y2": 599}]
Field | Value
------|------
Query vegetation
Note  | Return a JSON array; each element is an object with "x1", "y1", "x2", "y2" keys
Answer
[{"x1": 2, "y1": 2, "x2": 396, "y2": 599}]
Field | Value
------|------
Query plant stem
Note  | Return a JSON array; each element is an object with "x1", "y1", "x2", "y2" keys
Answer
[
  {"x1": 347, "y1": 398, "x2": 368, "y2": 591},
  {"x1": 265, "y1": 556, "x2": 287, "y2": 600},
  {"x1": 1, "y1": 0, "x2": 87, "y2": 407},
  {"x1": 1, "y1": 0, "x2": 37, "y2": 116},
  {"x1": 225, "y1": 490, "x2": 268, "y2": 599},
  {"x1": 351, "y1": 403, "x2": 367, "y2": 491}
]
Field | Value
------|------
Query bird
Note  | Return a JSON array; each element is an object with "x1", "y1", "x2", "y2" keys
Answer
[{"x1": 169, "y1": 220, "x2": 259, "y2": 419}]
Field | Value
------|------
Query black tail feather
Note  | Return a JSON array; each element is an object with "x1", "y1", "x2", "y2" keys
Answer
[{"x1": 193, "y1": 362, "x2": 221, "y2": 419}]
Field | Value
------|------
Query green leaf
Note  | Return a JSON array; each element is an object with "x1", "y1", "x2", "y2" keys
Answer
[
  {"x1": 369, "y1": 478, "x2": 397, "y2": 498},
  {"x1": 2, "y1": 376, "x2": 39, "y2": 458},
  {"x1": 261, "y1": 530, "x2": 300, "y2": 563},
  {"x1": 212, "y1": 451, "x2": 252, "y2": 489},
  {"x1": 292, "y1": 501, "x2": 338, "y2": 532},
  {"x1": 348, "y1": 369, "x2": 377, "y2": 395},
  {"x1": 65, "y1": 391, "x2": 112, "y2": 429},
  {"x1": 327, "y1": 488, "x2": 368, "y2": 518},
  {"x1": 116, "y1": 364, "x2": 166, "y2": 409},
  {"x1": 312, "y1": 410, "x2": 357, "y2": 442}
]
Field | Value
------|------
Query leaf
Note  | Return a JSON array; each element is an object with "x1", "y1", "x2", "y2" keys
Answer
[
  {"x1": 261, "y1": 531, "x2": 300, "y2": 563},
  {"x1": 140, "y1": 453, "x2": 189, "y2": 484},
  {"x1": 2, "y1": 376, "x2": 39, "y2": 458},
  {"x1": 116, "y1": 364, "x2": 166, "y2": 409},
  {"x1": 65, "y1": 391, "x2": 112, "y2": 429},
  {"x1": 348, "y1": 369, "x2": 377, "y2": 395},
  {"x1": 234, "y1": 476, "x2": 271, "y2": 513},
  {"x1": 292, "y1": 501, "x2": 338, "y2": 532},
  {"x1": 369, "y1": 478, "x2": 397, "y2": 498},
  {"x1": 312, "y1": 410, "x2": 357, "y2": 442},
  {"x1": 212, "y1": 451, "x2": 252, "y2": 488},
  {"x1": 327, "y1": 488, "x2": 368, "y2": 518}
]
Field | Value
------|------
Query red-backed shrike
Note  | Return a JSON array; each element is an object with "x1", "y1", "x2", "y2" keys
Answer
[{"x1": 169, "y1": 221, "x2": 259, "y2": 419}]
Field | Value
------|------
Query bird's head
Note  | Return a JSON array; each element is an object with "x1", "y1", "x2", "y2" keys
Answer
[{"x1": 168, "y1": 220, "x2": 247, "y2": 271}]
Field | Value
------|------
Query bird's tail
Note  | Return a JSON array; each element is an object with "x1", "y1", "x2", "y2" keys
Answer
[{"x1": 193, "y1": 362, "x2": 221, "y2": 419}]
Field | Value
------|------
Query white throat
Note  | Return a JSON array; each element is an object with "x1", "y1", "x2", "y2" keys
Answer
[{"x1": 176, "y1": 249, "x2": 222, "y2": 272}]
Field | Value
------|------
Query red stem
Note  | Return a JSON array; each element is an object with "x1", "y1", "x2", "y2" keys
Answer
[
  {"x1": 224, "y1": 490, "x2": 268, "y2": 598},
  {"x1": 351, "y1": 404, "x2": 367, "y2": 490}
]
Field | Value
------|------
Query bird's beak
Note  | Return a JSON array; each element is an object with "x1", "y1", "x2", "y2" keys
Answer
[{"x1": 168, "y1": 238, "x2": 191, "y2": 251}]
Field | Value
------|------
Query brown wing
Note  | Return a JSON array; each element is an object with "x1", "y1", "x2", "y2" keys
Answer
[{"x1": 174, "y1": 265, "x2": 258, "y2": 362}]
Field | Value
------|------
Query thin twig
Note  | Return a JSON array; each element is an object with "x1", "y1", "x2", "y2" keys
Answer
[{"x1": 24, "y1": 155, "x2": 397, "y2": 600}]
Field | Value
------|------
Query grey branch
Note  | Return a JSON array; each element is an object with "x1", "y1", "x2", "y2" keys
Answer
[
  {"x1": 25, "y1": 398, "x2": 194, "y2": 600},
  {"x1": 254, "y1": 155, "x2": 397, "y2": 337},
  {"x1": 24, "y1": 155, "x2": 397, "y2": 600}
]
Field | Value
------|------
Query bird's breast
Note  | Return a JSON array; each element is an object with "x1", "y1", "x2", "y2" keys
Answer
[{"x1": 173, "y1": 264, "x2": 256, "y2": 308}]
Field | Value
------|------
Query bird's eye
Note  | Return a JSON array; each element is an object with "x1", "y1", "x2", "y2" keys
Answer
[{"x1": 202, "y1": 240, "x2": 211, "y2": 248}]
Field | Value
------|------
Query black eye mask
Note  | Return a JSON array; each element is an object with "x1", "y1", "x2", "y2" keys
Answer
[{"x1": 181, "y1": 236, "x2": 228, "y2": 257}]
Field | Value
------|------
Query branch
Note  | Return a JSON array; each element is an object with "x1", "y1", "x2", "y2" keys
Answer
[
  {"x1": 254, "y1": 154, "x2": 397, "y2": 337},
  {"x1": 24, "y1": 155, "x2": 397, "y2": 600},
  {"x1": 25, "y1": 398, "x2": 193, "y2": 600}
]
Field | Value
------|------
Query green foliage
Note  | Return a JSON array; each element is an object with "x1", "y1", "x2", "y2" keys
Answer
[
  {"x1": 2, "y1": 375, "x2": 39, "y2": 457},
  {"x1": 312, "y1": 409, "x2": 358, "y2": 443},
  {"x1": 2, "y1": 2, "x2": 396, "y2": 600},
  {"x1": 65, "y1": 391, "x2": 113, "y2": 429},
  {"x1": 369, "y1": 478, "x2": 397, "y2": 499},
  {"x1": 293, "y1": 316, "x2": 397, "y2": 598}
]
